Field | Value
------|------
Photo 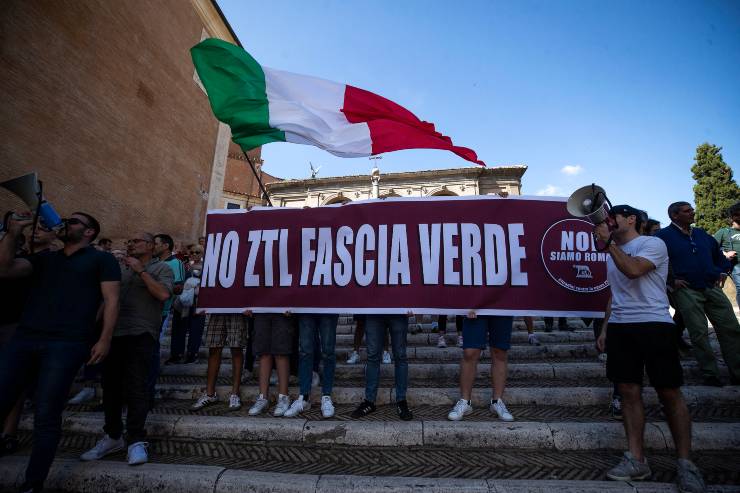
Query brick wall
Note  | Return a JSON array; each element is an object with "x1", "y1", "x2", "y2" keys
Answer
[{"x1": 0, "y1": 0, "x2": 221, "y2": 244}]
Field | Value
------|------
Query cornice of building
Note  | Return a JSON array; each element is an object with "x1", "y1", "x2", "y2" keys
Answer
[
  {"x1": 266, "y1": 165, "x2": 527, "y2": 191},
  {"x1": 191, "y1": 0, "x2": 241, "y2": 46}
]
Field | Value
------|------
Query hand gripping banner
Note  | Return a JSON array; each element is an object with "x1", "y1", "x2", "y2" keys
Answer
[{"x1": 197, "y1": 196, "x2": 609, "y2": 317}]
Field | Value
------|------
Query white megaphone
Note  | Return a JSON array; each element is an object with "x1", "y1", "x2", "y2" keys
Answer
[
  {"x1": 0, "y1": 172, "x2": 63, "y2": 231},
  {"x1": 566, "y1": 184, "x2": 612, "y2": 225}
]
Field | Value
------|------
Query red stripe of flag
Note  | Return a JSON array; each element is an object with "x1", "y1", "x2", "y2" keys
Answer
[{"x1": 342, "y1": 85, "x2": 485, "y2": 166}]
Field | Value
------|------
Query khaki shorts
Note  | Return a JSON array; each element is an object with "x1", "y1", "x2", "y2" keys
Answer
[
  {"x1": 203, "y1": 314, "x2": 248, "y2": 348},
  {"x1": 253, "y1": 313, "x2": 294, "y2": 356}
]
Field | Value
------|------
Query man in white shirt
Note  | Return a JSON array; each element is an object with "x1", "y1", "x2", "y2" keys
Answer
[{"x1": 595, "y1": 205, "x2": 705, "y2": 493}]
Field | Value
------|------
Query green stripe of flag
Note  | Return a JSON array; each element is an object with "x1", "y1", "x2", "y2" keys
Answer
[{"x1": 191, "y1": 38, "x2": 286, "y2": 151}]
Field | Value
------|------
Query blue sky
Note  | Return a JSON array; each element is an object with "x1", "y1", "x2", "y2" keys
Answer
[{"x1": 218, "y1": 0, "x2": 740, "y2": 225}]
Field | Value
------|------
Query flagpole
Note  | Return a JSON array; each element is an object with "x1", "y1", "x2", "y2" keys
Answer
[{"x1": 243, "y1": 152, "x2": 273, "y2": 207}]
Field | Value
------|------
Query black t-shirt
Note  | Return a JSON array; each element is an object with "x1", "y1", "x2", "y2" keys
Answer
[{"x1": 19, "y1": 246, "x2": 121, "y2": 342}]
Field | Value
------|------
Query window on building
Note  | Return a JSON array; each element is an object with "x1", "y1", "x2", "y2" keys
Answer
[{"x1": 226, "y1": 202, "x2": 241, "y2": 209}]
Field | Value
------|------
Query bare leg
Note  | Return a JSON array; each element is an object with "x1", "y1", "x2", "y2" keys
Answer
[
  {"x1": 460, "y1": 348, "x2": 481, "y2": 400},
  {"x1": 258, "y1": 354, "x2": 273, "y2": 396},
  {"x1": 524, "y1": 316, "x2": 534, "y2": 335},
  {"x1": 491, "y1": 348, "x2": 508, "y2": 400},
  {"x1": 656, "y1": 387, "x2": 691, "y2": 459},
  {"x1": 230, "y1": 347, "x2": 243, "y2": 394},
  {"x1": 205, "y1": 347, "x2": 222, "y2": 396},
  {"x1": 3, "y1": 395, "x2": 25, "y2": 436},
  {"x1": 275, "y1": 355, "x2": 290, "y2": 396},
  {"x1": 619, "y1": 383, "x2": 645, "y2": 461}
]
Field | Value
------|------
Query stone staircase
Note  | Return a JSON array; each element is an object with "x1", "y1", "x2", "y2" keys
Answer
[{"x1": 2, "y1": 316, "x2": 739, "y2": 492}]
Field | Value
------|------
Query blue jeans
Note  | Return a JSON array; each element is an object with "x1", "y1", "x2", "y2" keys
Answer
[
  {"x1": 731, "y1": 264, "x2": 740, "y2": 308},
  {"x1": 364, "y1": 315, "x2": 408, "y2": 402},
  {"x1": 170, "y1": 310, "x2": 206, "y2": 358},
  {"x1": 297, "y1": 314, "x2": 338, "y2": 396},
  {"x1": 0, "y1": 333, "x2": 89, "y2": 487}
]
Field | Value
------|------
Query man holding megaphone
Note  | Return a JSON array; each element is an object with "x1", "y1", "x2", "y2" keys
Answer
[
  {"x1": 0, "y1": 212, "x2": 121, "y2": 493},
  {"x1": 587, "y1": 203, "x2": 705, "y2": 492}
]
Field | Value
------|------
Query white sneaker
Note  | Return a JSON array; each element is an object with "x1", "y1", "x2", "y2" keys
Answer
[
  {"x1": 273, "y1": 394, "x2": 291, "y2": 416},
  {"x1": 248, "y1": 394, "x2": 269, "y2": 416},
  {"x1": 269, "y1": 370, "x2": 278, "y2": 385},
  {"x1": 321, "y1": 395, "x2": 335, "y2": 418},
  {"x1": 490, "y1": 398, "x2": 514, "y2": 421},
  {"x1": 80, "y1": 434, "x2": 125, "y2": 461},
  {"x1": 68, "y1": 387, "x2": 95, "y2": 405},
  {"x1": 191, "y1": 392, "x2": 218, "y2": 411},
  {"x1": 447, "y1": 398, "x2": 473, "y2": 421},
  {"x1": 312, "y1": 371, "x2": 320, "y2": 388},
  {"x1": 228, "y1": 393, "x2": 242, "y2": 411},
  {"x1": 127, "y1": 441, "x2": 148, "y2": 465},
  {"x1": 283, "y1": 395, "x2": 310, "y2": 417},
  {"x1": 382, "y1": 351, "x2": 392, "y2": 364},
  {"x1": 346, "y1": 350, "x2": 360, "y2": 364},
  {"x1": 437, "y1": 335, "x2": 447, "y2": 348},
  {"x1": 528, "y1": 334, "x2": 541, "y2": 346},
  {"x1": 457, "y1": 335, "x2": 464, "y2": 347}
]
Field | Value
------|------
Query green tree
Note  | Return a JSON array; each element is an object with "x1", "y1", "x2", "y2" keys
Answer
[{"x1": 691, "y1": 143, "x2": 740, "y2": 232}]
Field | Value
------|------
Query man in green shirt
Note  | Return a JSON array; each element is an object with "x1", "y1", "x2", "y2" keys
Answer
[
  {"x1": 81, "y1": 232, "x2": 173, "y2": 466},
  {"x1": 714, "y1": 202, "x2": 740, "y2": 308}
]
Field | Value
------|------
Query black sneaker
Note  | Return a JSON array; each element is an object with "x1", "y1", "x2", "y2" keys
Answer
[
  {"x1": 164, "y1": 356, "x2": 181, "y2": 365},
  {"x1": 350, "y1": 400, "x2": 376, "y2": 418},
  {"x1": 183, "y1": 353, "x2": 198, "y2": 364},
  {"x1": 703, "y1": 376, "x2": 724, "y2": 387},
  {"x1": 397, "y1": 400, "x2": 413, "y2": 421},
  {"x1": 0, "y1": 435, "x2": 19, "y2": 457},
  {"x1": 544, "y1": 325, "x2": 553, "y2": 333}
]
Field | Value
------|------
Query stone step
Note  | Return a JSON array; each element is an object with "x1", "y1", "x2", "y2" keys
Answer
[
  {"x1": 141, "y1": 383, "x2": 740, "y2": 407},
  {"x1": 158, "y1": 360, "x2": 722, "y2": 381},
  {"x1": 3, "y1": 457, "x2": 739, "y2": 492},
  {"x1": 18, "y1": 412, "x2": 740, "y2": 450},
  {"x1": 67, "y1": 400, "x2": 740, "y2": 424},
  {"x1": 160, "y1": 343, "x2": 604, "y2": 363}
]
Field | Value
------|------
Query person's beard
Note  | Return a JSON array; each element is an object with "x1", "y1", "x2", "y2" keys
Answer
[{"x1": 58, "y1": 225, "x2": 84, "y2": 244}]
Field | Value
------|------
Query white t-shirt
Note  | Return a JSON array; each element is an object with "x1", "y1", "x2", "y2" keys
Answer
[{"x1": 606, "y1": 235, "x2": 674, "y2": 324}]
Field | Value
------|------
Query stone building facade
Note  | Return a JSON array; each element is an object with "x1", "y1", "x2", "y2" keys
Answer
[
  {"x1": 266, "y1": 165, "x2": 527, "y2": 208},
  {"x1": 0, "y1": 0, "x2": 240, "y2": 243},
  {"x1": 221, "y1": 144, "x2": 281, "y2": 210}
]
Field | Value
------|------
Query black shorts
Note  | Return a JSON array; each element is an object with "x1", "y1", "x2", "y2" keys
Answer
[
  {"x1": 606, "y1": 322, "x2": 683, "y2": 388},
  {"x1": 253, "y1": 314, "x2": 294, "y2": 356}
]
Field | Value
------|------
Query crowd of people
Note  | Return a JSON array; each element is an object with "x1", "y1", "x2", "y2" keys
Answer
[{"x1": 1, "y1": 198, "x2": 739, "y2": 493}]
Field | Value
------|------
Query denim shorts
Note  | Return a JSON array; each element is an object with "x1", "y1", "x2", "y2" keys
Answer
[{"x1": 462, "y1": 316, "x2": 513, "y2": 351}]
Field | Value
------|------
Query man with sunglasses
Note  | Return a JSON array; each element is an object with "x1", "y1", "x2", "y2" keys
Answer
[
  {"x1": 595, "y1": 205, "x2": 705, "y2": 492},
  {"x1": 0, "y1": 212, "x2": 120, "y2": 493},
  {"x1": 656, "y1": 202, "x2": 740, "y2": 387},
  {"x1": 81, "y1": 232, "x2": 173, "y2": 467}
]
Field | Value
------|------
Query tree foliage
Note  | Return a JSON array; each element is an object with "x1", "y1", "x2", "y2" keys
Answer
[{"x1": 691, "y1": 143, "x2": 740, "y2": 232}]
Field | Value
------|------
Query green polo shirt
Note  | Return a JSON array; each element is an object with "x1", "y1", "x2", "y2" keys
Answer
[
  {"x1": 714, "y1": 227, "x2": 740, "y2": 256},
  {"x1": 116, "y1": 258, "x2": 174, "y2": 339}
]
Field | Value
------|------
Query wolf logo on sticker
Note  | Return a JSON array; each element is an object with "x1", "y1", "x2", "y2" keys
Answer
[{"x1": 540, "y1": 219, "x2": 609, "y2": 293}]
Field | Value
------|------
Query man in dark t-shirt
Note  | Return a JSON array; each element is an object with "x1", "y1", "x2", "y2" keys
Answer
[{"x1": 0, "y1": 212, "x2": 120, "y2": 493}]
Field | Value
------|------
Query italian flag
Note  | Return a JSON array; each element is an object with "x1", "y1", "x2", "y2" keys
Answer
[{"x1": 191, "y1": 38, "x2": 484, "y2": 166}]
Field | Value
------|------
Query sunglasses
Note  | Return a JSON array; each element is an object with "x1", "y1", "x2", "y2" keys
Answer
[
  {"x1": 127, "y1": 238, "x2": 149, "y2": 245},
  {"x1": 64, "y1": 217, "x2": 92, "y2": 229},
  {"x1": 189, "y1": 250, "x2": 202, "y2": 255}
]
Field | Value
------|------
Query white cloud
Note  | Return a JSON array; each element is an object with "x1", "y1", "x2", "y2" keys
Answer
[
  {"x1": 535, "y1": 184, "x2": 562, "y2": 196},
  {"x1": 561, "y1": 165, "x2": 583, "y2": 176}
]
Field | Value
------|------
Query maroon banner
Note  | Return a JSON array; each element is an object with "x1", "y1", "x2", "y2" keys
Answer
[{"x1": 197, "y1": 196, "x2": 609, "y2": 316}]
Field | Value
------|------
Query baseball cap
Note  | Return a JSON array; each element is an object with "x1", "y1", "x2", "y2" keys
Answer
[{"x1": 609, "y1": 204, "x2": 642, "y2": 218}]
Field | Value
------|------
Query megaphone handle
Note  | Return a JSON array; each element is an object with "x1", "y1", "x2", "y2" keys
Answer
[{"x1": 592, "y1": 231, "x2": 613, "y2": 252}]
